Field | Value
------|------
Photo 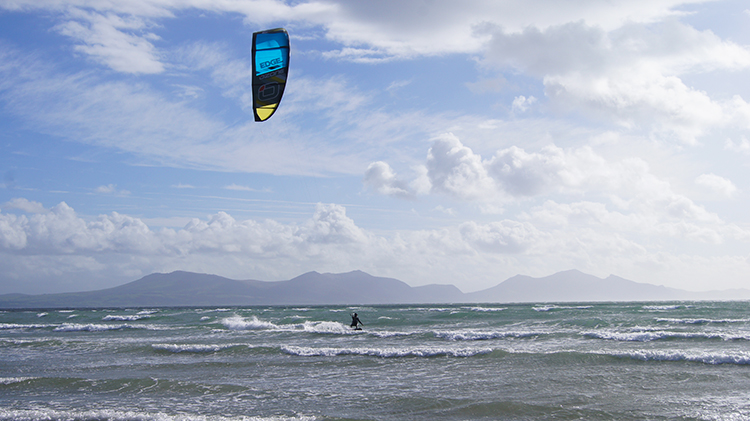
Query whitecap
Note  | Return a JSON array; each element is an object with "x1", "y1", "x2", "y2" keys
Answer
[
  {"x1": 221, "y1": 315, "x2": 277, "y2": 330},
  {"x1": 0, "y1": 377, "x2": 36, "y2": 385},
  {"x1": 152, "y1": 343, "x2": 241, "y2": 353},
  {"x1": 0, "y1": 323, "x2": 52, "y2": 330},
  {"x1": 301, "y1": 320, "x2": 351, "y2": 334},
  {"x1": 282, "y1": 345, "x2": 492, "y2": 358},
  {"x1": 610, "y1": 349, "x2": 750, "y2": 365},
  {"x1": 0, "y1": 408, "x2": 318, "y2": 421},
  {"x1": 657, "y1": 317, "x2": 749, "y2": 324},
  {"x1": 583, "y1": 329, "x2": 745, "y2": 342},
  {"x1": 53, "y1": 323, "x2": 155, "y2": 332},
  {"x1": 643, "y1": 304, "x2": 682, "y2": 311},
  {"x1": 466, "y1": 307, "x2": 507, "y2": 312},
  {"x1": 103, "y1": 314, "x2": 149, "y2": 321},
  {"x1": 435, "y1": 330, "x2": 543, "y2": 341}
]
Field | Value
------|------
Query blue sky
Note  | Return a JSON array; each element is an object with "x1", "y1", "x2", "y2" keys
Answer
[{"x1": 1, "y1": 0, "x2": 750, "y2": 294}]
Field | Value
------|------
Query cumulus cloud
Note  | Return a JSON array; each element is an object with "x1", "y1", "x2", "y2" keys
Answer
[
  {"x1": 363, "y1": 161, "x2": 416, "y2": 198},
  {"x1": 370, "y1": 133, "x2": 736, "y2": 234},
  {"x1": 484, "y1": 20, "x2": 750, "y2": 143},
  {"x1": 1, "y1": 198, "x2": 749, "y2": 294},
  {"x1": 695, "y1": 173, "x2": 738, "y2": 198},
  {"x1": 512, "y1": 95, "x2": 537, "y2": 113},
  {"x1": 2, "y1": 198, "x2": 47, "y2": 213},
  {"x1": 425, "y1": 133, "x2": 495, "y2": 200}
]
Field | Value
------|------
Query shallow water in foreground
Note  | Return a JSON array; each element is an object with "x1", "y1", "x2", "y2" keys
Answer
[{"x1": 2, "y1": 302, "x2": 750, "y2": 420}]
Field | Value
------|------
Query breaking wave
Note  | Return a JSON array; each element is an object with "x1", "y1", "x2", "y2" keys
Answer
[{"x1": 281, "y1": 345, "x2": 492, "y2": 358}]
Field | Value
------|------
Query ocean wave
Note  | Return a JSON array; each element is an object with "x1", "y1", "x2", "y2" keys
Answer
[
  {"x1": 221, "y1": 316, "x2": 355, "y2": 335},
  {"x1": 53, "y1": 323, "x2": 159, "y2": 332},
  {"x1": 281, "y1": 345, "x2": 492, "y2": 358},
  {"x1": 0, "y1": 323, "x2": 53, "y2": 330},
  {"x1": 465, "y1": 306, "x2": 507, "y2": 312},
  {"x1": 610, "y1": 349, "x2": 750, "y2": 365},
  {"x1": 102, "y1": 314, "x2": 151, "y2": 321},
  {"x1": 0, "y1": 377, "x2": 36, "y2": 385},
  {"x1": 221, "y1": 315, "x2": 277, "y2": 330},
  {"x1": 300, "y1": 320, "x2": 351, "y2": 334},
  {"x1": 0, "y1": 408, "x2": 317, "y2": 421},
  {"x1": 657, "y1": 317, "x2": 750, "y2": 324},
  {"x1": 642, "y1": 304, "x2": 685, "y2": 311},
  {"x1": 533, "y1": 305, "x2": 592, "y2": 312},
  {"x1": 152, "y1": 343, "x2": 247, "y2": 353},
  {"x1": 369, "y1": 330, "x2": 423, "y2": 338},
  {"x1": 435, "y1": 329, "x2": 543, "y2": 341},
  {"x1": 583, "y1": 330, "x2": 750, "y2": 342}
]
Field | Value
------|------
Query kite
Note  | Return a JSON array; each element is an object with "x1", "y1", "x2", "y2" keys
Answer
[{"x1": 251, "y1": 28, "x2": 290, "y2": 122}]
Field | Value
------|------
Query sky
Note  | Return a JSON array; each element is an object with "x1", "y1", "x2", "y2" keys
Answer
[{"x1": 1, "y1": 0, "x2": 750, "y2": 295}]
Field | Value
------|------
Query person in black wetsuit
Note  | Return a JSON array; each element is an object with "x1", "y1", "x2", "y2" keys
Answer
[{"x1": 350, "y1": 313, "x2": 363, "y2": 329}]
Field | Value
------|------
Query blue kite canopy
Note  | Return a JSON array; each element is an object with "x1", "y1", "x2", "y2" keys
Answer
[{"x1": 251, "y1": 28, "x2": 290, "y2": 122}]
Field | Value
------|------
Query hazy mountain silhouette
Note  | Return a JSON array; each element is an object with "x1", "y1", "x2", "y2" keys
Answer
[{"x1": 1, "y1": 269, "x2": 747, "y2": 308}]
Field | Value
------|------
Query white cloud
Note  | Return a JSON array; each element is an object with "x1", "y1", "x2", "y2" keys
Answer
[
  {"x1": 512, "y1": 95, "x2": 537, "y2": 113},
  {"x1": 371, "y1": 134, "x2": 740, "y2": 241},
  {"x1": 95, "y1": 184, "x2": 130, "y2": 195},
  {"x1": 224, "y1": 184, "x2": 270, "y2": 193},
  {"x1": 363, "y1": 161, "x2": 415, "y2": 199},
  {"x1": 2, "y1": 198, "x2": 47, "y2": 213},
  {"x1": 425, "y1": 133, "x2": 496, "y2": 200},
  {"x1": 459, "y1": 220, "x2": 543, "y2": 253},
  {"x1": 725, "y1": 136, "x2": 750, "y2": 154},
  {"x1": 484, "y1": 20, "x2": 750, "y2": 143},
  {"x1": 2, "y1": 198, "x2": 747, "y2": 294},
  {"x1": 695, "y1": 173, "x2": 737, "y2": 198},
  {"x1": 55, "y1": 9, "x2": 165, "y2": 74}
]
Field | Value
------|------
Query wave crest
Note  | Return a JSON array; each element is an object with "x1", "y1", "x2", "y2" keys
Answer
[{"x1": 282, "y1": 345, "x2": 492, "y2": 358}]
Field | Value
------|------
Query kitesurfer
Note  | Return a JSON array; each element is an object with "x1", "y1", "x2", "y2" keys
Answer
[{"x1": 350, "y1": 313, "x2": 363, "y2": 329}]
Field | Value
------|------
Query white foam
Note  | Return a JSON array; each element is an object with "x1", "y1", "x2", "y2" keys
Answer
[
  {"x1": 53, "y1": 323, "x2": 156, "y2": 332},
  {"x1": 152, "y1": 343, "x2": 243, "y2": 353},
  {"x1": 0, "y1": 377, "x2": 36, "y2": 385},
  {"x1": 0, "y1": 408, "x2": 317, "y2": 421},
  {"x1": 643, "y1": 304, "x2": 682, "y2": 311},
  {"x1": 466, "y1": 307, "x2": 507, "y2": 312},
  {"x1": 0, "y1": 323, "x2": 52, "y2": 330},
  {"x1": 103, "y1": 314, "x2": 150, "y2": 321},
  {"x1": 533, "y1": 305, "x2": 592, "y2": 312},
  {"x1": 610, "y1": 349, "x2": 750, "y2": 365},
  {"x1": 301, "y1": 320, "x2": 351, "y2": 334},
  {"x1": 657, "y1": 317, "x2": 749, "y2": 324},
  {"x1": 221, "y1": 315, "x2": 277, "y2": 330},
  {"x1": 583, "y1": 329, "x2": 748, "y2": 342},
  {"x1": 282, "y1": 345, "x2": 492, "y2": 358},
  {"x1": 370, "y1": 330, "x2": 422, "y2": 338},
  {"x1": 435, "y1": 329, "x2": 543, "y2": 341}
]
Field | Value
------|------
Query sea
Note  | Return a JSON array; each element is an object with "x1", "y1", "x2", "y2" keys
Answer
[{"x1": 2, "y1": 301, "x2": 750, "y2": 421}]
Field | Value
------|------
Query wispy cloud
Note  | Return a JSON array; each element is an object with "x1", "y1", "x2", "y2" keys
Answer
[{"x1": 224, "y1": 184, "x2": 272, "y2": 193}]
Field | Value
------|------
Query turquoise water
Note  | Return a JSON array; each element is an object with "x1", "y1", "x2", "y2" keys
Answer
[{"x1": 2, "y1": 302, "x2": 750, "y2": 420}]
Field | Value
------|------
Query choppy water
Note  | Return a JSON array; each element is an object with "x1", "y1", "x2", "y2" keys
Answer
[{"x1": 2, "y1": 302, "x2": 750, "y2": 420}]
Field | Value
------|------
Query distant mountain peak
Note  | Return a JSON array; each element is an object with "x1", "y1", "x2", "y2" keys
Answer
[{"x1": 1, "y1": 269, "x2": 749, "y2": 308}]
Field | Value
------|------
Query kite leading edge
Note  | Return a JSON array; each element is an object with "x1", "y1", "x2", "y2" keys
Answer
[{"x1": 252, "y1": 28, "x2": 290, "y2": 122}]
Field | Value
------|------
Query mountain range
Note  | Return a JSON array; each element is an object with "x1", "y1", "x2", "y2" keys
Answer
[{"x1": 1, "y1": 269, "x2": 748, "y2": 308}]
